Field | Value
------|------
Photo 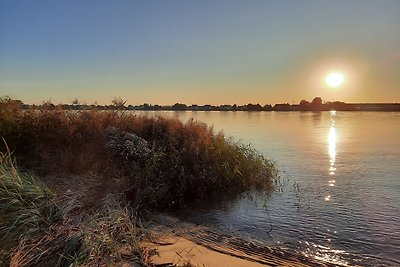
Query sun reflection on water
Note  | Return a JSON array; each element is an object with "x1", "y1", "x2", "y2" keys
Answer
[
  {"x1": 326, "y1": 111, "x2": 337, "y2": 201},
  {"x1": 328, "y1": 127, "x2": 336, "y2": 171},
  {"x1": 328, "y1": 122, "x2": 336, "y2": 188}
]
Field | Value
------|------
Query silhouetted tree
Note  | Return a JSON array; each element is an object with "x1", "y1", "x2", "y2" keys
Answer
[
  {"x1": 263, "y1": 104, "x2": 273, "y2": 111},
  {"x1": 0, "y1": 97, "x2": 23, "y2": 111},
  {"x1": 246, "y1": 103, "x2": 263, "y2": 111},
  {"x1": 111, "y1": 97, "x2": 127, "y2": 110},
  {"x1": 171, "y1": 103, "x2": 188, "y2": 111},
  {"x1": 273, "y1": 103, "x2": 292, "y2": 111},
  {"x1": 41, "y1": 99, "x2": 55, "y2": 110},
  {"x1": 299, "y1": 99, "x2": 310, "y2": 106},
  {"x1": 311, "y1": 97, "x2": 322, "y2": 106},
  {"x1": 298, "y1": 99, "x2": 310, "y2": 111}
]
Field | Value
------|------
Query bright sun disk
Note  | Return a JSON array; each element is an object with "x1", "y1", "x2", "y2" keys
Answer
[{"x1": 325, "y1": 72, "x2": 344, "y2": 88}]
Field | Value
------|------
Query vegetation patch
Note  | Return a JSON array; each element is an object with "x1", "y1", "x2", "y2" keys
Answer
[
  {"x1": 0, "y1": 149, "x2": 58, "y2": 264},
  {"x1": 0, "y1": 150, "x2": 149, "y2": 266},
  {"x1": 0, "y1": 97, "x2": 278, "y2": 209},
  {"x1": 0, "y1": 96, "x2": 278, "y2": 266}
]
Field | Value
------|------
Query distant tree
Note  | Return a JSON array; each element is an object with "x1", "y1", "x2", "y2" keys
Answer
[
  {"x1": 41, "y1": 99, "x2": 55, "y2": 110},
  {"x1": 309, "y1": 97, "x2": 323, "y2": 111},
  {"x1": 263, "y1": 104, "x2": 273, "y2": 111},
  {"x1": 0, "y1": 96, "x2": 23, "y2": 112},
  {"x1": 311, "y1": 97, "x2": 322, "y2": 106},
  {"x1": 72, "y1": 98, "x2": 80, "y2": 105},
  {"x1": 299, "y1": 99, "x2": 310, "y2": 106},
  {"x1": 298, "y1": 99, "x2": 310, "y2": 111},
  {"x1": 273, "y1": 103, "x2": 292, "y2": 111},
  {"x1": 171, "y1": 103, "x2": 188, "y2": 111},
  {"x1": 111, "y1": 97, "x2": 127, "y2": 110},
  {"x1": 247, "y1": 103, "x2": 263, "y2": 111}
]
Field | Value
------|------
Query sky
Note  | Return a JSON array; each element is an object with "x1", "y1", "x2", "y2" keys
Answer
[{"x1": 0, "y1": 0, "x2": 399, "y2": 105}]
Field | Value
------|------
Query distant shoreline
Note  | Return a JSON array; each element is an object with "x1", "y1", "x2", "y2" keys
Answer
[
  {"x1": 6, "y1": 96, "x2": 400, "y2": 112},
  {"x1": 21, "y1": 102, "x2": 400, "y2": 112}
]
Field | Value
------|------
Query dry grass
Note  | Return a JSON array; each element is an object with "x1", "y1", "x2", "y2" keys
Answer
[
  {"x1": 0, "y1": 150, "x2": 151, "y2": 267},
  {"x1": 76, "y1": 196, "x2": 148, "y2": 266},
  {"x1": 0, "y1": 96, "x2": 278, "y2": 209},
  {"x1": 0, "y1": 96, "x2": 278, "y2": 266},
  {"x1": 0, "y1": 149, "x2": 58, "y2": 260},
  {"x1": 7, "y1": 196, "x2": 151, "y2": 267}
]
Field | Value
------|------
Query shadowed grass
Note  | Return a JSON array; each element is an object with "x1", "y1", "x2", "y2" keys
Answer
[
  {"x1": 0, "y1": 149, "x2": 58, "y2": 258},
  {"x1": 0, "y1": 151, "x2": 150, "y2": 267},
  {"x1": 0, "y1": 149, "x2": 62, "y2": 266},
  {"x1": 76, "y1": 196, "x2": 149, "y2": 266}
]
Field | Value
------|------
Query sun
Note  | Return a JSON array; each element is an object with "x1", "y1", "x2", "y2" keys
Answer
[{"x1": 325, "y1": 72, "x2": 344, "y2": 88}]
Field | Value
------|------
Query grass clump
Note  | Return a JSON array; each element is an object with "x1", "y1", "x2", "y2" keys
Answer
[
  {"x1": 0, "y1": 150, "x2": 65, "y2": 266},
  {"x1": 0, "y1": 151, "x2": 149, "y2": 267},
  {"x1": 76, "y1": 196, "x2": 148, "y2": 266},
  {"x1": 0, "y1": 150, "x2": 58, "y2": 258}
]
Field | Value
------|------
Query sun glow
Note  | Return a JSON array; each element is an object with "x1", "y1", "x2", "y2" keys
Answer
[{"x1": 325, "y1": 72, "x2": 344, "y2": 88}]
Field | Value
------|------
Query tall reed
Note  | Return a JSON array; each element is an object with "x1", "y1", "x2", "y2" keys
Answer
[{"x1": 0, "y1": 97, "x2": 278, "y2": 209}]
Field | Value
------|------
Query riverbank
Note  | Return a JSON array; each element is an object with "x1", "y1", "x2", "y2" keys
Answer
[
  {"x1": 143, "y1": 214, "x2": 337, "y2": 267},
  {"x1": 0, "y1": 159, "x2": 334, "y2": 267},
  {"x1": 0, "y1": 98, "x2": 279, "y2": 266},
  {"x1": 0, "y1": 151, "x2": 335, "y2": 266}
]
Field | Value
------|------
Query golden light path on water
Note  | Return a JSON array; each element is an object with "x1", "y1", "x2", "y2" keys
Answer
[
  {"x1": 325, "y1": 110, "x2": 337, "y2": 202},
  {"x1": 318, "y1": 110, "x2": 344, "y2": 265}
]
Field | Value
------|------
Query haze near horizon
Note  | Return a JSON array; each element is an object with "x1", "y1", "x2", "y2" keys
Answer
[{"x1": 0, "y1": 0, "x2": 399, "y2": 105}]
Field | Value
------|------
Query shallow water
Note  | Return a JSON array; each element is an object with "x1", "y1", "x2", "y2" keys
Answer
[{"x1": 137, "y1": 111, "x2": 400, "y2": 266}]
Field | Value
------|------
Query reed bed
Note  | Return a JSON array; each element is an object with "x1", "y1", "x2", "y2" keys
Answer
[
  {"x1": 0, "y1": 96, "x2": 278, "y2": 266},
  {"x1": 0, "y1": 97, "x2": 278, "y2": 209}
]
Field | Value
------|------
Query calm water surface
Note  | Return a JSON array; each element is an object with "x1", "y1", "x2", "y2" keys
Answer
[{"x1": 139, "y1": 111, "x2": 400, "y2": 266}]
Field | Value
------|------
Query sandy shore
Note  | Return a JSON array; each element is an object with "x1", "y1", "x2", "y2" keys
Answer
[
  {"x1": 142, "y1": 214, "x2": 337, "y2": 267},
  {"x1": 144, "y1": 235, "x2": 269, "y2": 267}
]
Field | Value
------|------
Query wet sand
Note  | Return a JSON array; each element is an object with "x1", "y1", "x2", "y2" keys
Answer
[
  {"x1": 144, "y1": 236, "x2": 268, "y2": 267},
  {"x1": 143, "y1": 214, "x2": 338, "y2": 267}
]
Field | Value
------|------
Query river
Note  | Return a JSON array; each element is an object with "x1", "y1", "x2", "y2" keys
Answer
[{"x1": 137, "y1": 111, "x2": 400, "y2": 266}]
